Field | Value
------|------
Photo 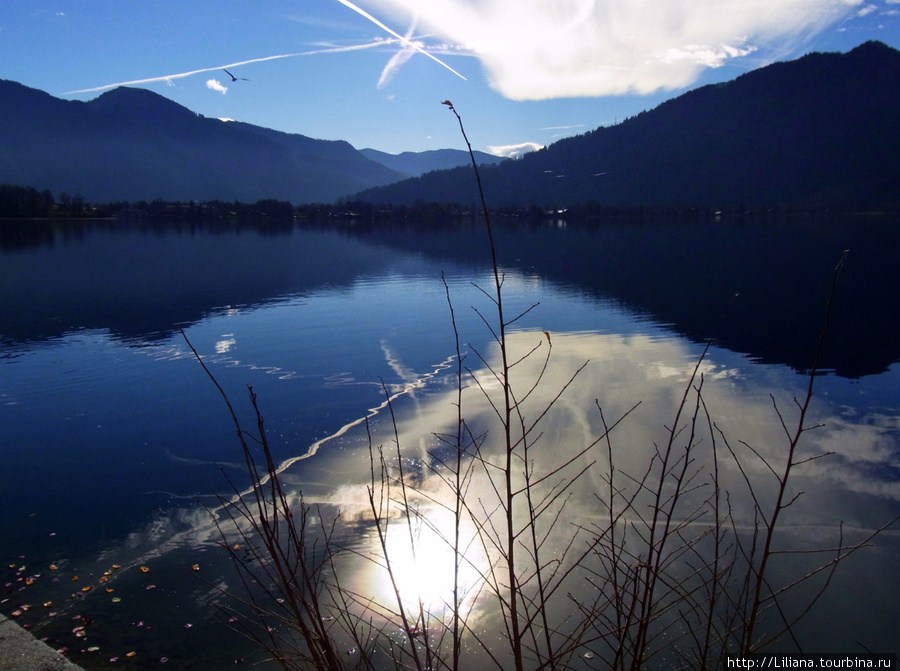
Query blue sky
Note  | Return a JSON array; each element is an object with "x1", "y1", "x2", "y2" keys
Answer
[{"x1": 2, "y1": 0, "x2": 899, "y2": 156}]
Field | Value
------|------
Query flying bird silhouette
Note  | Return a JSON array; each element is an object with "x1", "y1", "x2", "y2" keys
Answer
[{"x1": 223, "y1": 69, "x2": 248, "y2": 82}]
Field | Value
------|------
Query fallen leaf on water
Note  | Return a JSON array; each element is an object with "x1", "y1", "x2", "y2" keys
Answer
[
  {"x1": 111, "y1": 597, "x2": 122, "y2": 603},
  {"x1": 43, "y1": 601, "x2": 53, "y2": 607},
  {"x1": 139, "y1": 566, "x2": 149, "y2": 573},
  {"x1": 71, "y1": 576, "x2": 79, "y2": 582},
  {"x1": 184, "y1": 623, "x2": 193, "y2": 628},
  {"x1": 11, "y1": 610, "x2": 23, "y2": 617},
  {"x1": 109, "y1": 657, "x2": 119, "y2": 662},
  {"x1": 126, "y1": 651, "x2": 137, "y2": 657},
  {"x1": 112, "y1": 564, "x2": 121, "y2": 570},
  {"x1": 192, "y1": 564, "x2": 199, "y2": 571},
  {"x1": 106, "y1": 588, "x2": 114, "y2": 593},
  {"x1": 81, "y1": 586, "x2": 92, "y2": 592},
  {"x1": 49, "y1": 564, "x2": 58, "y2": 571},
  {"x1": 87, "y1": 646, "x2": 100, "y2": 652},
  {"x1": 146, "y1": 585, "x2": 156, "y2": 590}
]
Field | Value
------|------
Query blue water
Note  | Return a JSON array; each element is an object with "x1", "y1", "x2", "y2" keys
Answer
[{"x1": 2, "y1": 218, "x2": 898, "y2": 668}]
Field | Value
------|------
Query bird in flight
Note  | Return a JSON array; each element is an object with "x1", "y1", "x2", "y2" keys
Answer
[{"x1": 223, "y1": 69, "x2": 248, "y2": 82}]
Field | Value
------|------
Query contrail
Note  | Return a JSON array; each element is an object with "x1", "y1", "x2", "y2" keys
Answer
[
  {"x1": 61, "y1": 39, "x2": 402, "y2": 95},
  {"x1": 334, "y1": 0, "x2": 467, "y2": 80}
]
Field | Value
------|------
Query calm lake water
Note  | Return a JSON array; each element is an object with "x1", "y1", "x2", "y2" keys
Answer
[{"x1": 1, "y1": 216, "x2": 899, "y2": 668}]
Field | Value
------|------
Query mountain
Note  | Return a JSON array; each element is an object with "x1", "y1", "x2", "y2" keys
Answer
[
  {"x1": 358, "y1": 147, "x2": 507, "y2": 178},
  {"x1": 0, "y1": 81, "x2": 403, "y2": 204},
  {"x1": 353, "y1": 41, "x2": 900, "y2": 210}
]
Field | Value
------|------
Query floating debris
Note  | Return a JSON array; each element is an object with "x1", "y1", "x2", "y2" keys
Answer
[
  {"x1": 192, "y1": 564, "x2": 200, "y2": 571},
  {"x1": 139, "y1": 566, "x2": 150, "y2": 573}
]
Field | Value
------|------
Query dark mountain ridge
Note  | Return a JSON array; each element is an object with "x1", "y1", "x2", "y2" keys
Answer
[
  {"x1": 354, "y1": 41, "x2": 900, "y2": 209},
  {"x1": 0, "y1": 81, "x2": 403, "y2": 204}
]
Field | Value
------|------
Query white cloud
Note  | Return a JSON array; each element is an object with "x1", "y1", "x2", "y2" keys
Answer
[
  {"x1": 653, "y1": 43, "x2": 757, "y2": 68},
  {"x1": 487, "y1": 141, "x2": 543, "y2": 158},
  {"x1": 856, "y1": 3, "x2": 879, "y2": 15},
  {"x1": 206, "y1": 79, "x2": 228, "y2": 94},
  {"x1": 353, "y1": 0, "x2": 862, "y2": 100}
]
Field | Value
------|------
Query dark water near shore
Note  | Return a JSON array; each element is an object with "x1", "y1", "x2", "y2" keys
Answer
[{"x1": 1, "y1": 216, "x2": 898, "y2": 668}]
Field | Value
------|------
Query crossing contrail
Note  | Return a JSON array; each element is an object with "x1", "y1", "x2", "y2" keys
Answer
[{"x1": 334, "y1": 0, "x2": 467, "y2": 80}]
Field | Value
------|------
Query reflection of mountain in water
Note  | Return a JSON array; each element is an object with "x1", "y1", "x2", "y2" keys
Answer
[
  {"x1": 336, "y1": 217, "x2": 900, "y2": 379},
  {"x1": 1, "y1": 217, "x2": 897, "y2": 378}
]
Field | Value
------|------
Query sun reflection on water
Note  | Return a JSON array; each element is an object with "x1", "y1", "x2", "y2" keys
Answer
[{"x1": 353, "y1": 504, "x2": 487, "y2": 619}]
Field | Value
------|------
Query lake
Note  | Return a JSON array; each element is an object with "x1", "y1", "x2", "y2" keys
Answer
[{"x1": 1, "y1": 215, "x2": 899, "y2": 669}]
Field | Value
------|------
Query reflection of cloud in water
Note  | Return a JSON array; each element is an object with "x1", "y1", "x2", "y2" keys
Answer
[{"x1": 91, "y1": 329, "x2": 899, "y2": 654}]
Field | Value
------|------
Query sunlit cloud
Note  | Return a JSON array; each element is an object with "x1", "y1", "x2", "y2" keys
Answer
[
  {"x1": 206, "y1": 78, "x2": 228, "y2": 94},
  {"x1": 352, "y1": 0, "x2": 864, "y2": 100},
  {"x1": 653, "y1": 43, "x2": 757, "y2": 68},
  {"x1": 487, "y1": 141, "x2": 543, "y2": 158}
]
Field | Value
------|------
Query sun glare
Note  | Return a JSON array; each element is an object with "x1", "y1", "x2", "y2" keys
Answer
[{"x1": 368, "y1": 506, "x2": 485, "y2": 616}]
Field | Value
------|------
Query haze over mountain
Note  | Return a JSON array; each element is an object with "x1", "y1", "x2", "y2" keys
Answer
[
  {"x1": 0, "y1": 81, "x2": 404, "y2": 204},
  {"x1": 355, "y1": 41, "x2": 900, "y2": 210},
  {"x1": 358, "y1": 148, "x2": 507, "y2": 179}
]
